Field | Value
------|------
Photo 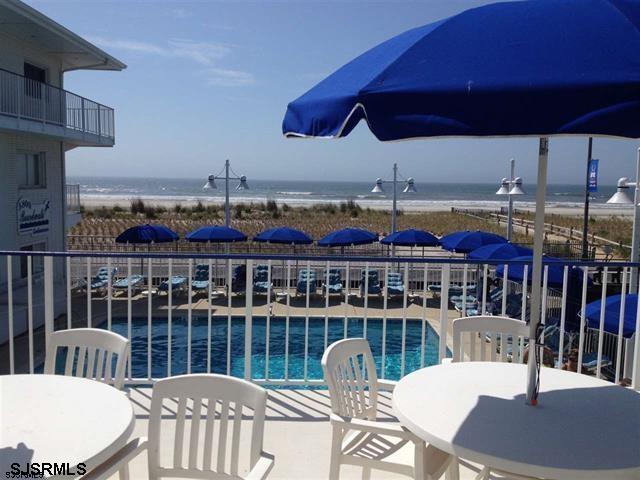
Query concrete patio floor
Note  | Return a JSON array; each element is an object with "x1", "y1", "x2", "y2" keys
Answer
[{"x1": 117, "y1": 386, "x2": 489, "y2": 480}]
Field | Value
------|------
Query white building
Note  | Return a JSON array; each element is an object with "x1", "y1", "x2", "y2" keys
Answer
[{"x1": 0, "y1": 0, "x2": 124, "y2": 342}]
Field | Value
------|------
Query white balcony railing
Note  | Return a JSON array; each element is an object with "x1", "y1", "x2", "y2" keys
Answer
[
  {"x1": 0, "y1": 68, "x2": 115, "y2": 140},
  {"x1": 0, "y1": 251, "x2": 638, "y2": 391}
]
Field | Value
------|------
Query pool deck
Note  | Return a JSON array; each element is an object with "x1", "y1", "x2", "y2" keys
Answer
[{"x1": 113, "y1": 386, "x2": 487, "y2": 479}]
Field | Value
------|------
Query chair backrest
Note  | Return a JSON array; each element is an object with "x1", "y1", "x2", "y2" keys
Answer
[
  {"x1": 147, "y1": 374, "x2": 267, "y2": 480},
  {"x1": 44, "y1": 328, "x2": 129, "y2": 390},
  {"x1": 451, "y1": 316, "x2": 529, "y2": 363},
  {"x1": 322, "y1": 338, "x2": 378, "y2": 420}
]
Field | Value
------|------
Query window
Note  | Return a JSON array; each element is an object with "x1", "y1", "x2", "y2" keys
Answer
[
  {"x1": 24, "y1": 62, "x2": 46, "y2": 98},
  {"x1": 18, "y1": 153, "x2": 46, "y2": 188},
  {"x1": 20, "y1": 243, "x2": 46, "y2": 278}
]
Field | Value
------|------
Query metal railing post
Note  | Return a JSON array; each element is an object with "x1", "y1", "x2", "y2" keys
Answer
[
  {"x1": 244, "y1": 259, "x2": 253, "y2": 381},
  {"x1": 44, "y1": 256, "x2": 54, "y2": 349},
  {"x1": 439, "y1": 263, "x2": 451, "y2": 362},
  {"x1": 81, "y1": 97, "x2": 85, "y2": 132},
  {"x1": 97, "y1": 104, "x2": 101, "y2": 137}
]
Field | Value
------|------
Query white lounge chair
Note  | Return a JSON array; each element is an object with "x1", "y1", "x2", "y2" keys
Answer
[
  {"x1": 83, "y1": 374, "x2": 275, "y2": 480},
  {"x1": 322, "y1": 338, "x2": 451, "y2": 480},
  {"x1": 44, "y1": 328, "x2": 129, "y2": 390}
]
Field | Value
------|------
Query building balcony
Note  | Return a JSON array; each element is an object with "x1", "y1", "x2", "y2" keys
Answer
[
  {"x1": 0, "y1": 68, "x2": 115, "y2": 146},
  {"x1": 65, "y1": 183, "x2": 82, "y2": 229}
]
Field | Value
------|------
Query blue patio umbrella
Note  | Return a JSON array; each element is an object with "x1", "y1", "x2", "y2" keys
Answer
[
  {"x1": 254, "y1": 227, "x2": 313, "y2": 245},
  {"x1": 318, "y1": 228, "x2": 377, "y2": 247},
  {"x1": 282, "y1": 0, "x2": 640, "y2": 402},
  {"x1": 583, "y1": 294, "x2": 638, "y2": 339},
  {"x1": 440, "y1": 231, "x2": 507, "y2": 254},
  {"x1": 468, "y1": 243, "x2": 533, "y2": 261},
  {"x1": 381, "y1": 229, "x2": 439, "y2": 247},
  {"x1": 185, "y1": 226, "x2": 247, "y2": 243},
  {"x1": 496, "y1": 256, "x2": 587, "y2": 288},
  {"x1": 116, "y1": 224, "x2": 179, "y2": 244}
]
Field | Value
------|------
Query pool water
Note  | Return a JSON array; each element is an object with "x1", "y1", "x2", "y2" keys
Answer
[{"x1": 105, "y1": 316, "x2": 445, "y2": 383}]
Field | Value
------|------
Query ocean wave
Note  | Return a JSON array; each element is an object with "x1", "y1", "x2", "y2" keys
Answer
[{"x1": 276, "y1": 191, "x2": 314, "y2": 195}]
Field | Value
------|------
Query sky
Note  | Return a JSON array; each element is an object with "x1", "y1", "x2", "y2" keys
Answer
[{"x1": 28, "y1": 0, "x2": 640, "y2": 185}]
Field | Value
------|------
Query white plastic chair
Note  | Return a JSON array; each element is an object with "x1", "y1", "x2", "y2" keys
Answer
[
  {"x1": 44, "y1": 328, "x2": 129, "y2": 390},
  {"x1": 450, "y1": 317, "x2": 537, "y2": 480},
  {"x1": 451, "y1": 315, "x2": 529, "y2": 364},
  {"x1": 322, "y1": 338, "x2": 451, "y2": 480},
  {"x1": 84, "y1": 374, "x2": 274, "y2": 480}
]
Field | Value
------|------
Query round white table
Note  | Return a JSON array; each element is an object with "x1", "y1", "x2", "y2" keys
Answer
[
  {"x1": 393, "y1": 362, "x2": 640, "y2": 480},
  {"x1": 1, "y1": 375, "x2": 134, "y2": 477}
]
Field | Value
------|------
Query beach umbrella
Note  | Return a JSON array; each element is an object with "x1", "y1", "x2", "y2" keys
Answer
[
  {"x1": 583, "y1": 294, "x2": 638, "y2": 339},
  {"x1": 282, "y1": 0, "x2": 640, "y2": 400},
  {"x1": 116, "y1": 224, "x2": 179, "y2": 274},
  {"x1": 381, "y1": 229, "x2": 438, "y2": 247},
  {"x1": 495, "y1": 256, "x2": 587, "y2": 289},
  {"x1": 468, "y1": 243, "x2": 533, "y2": 261},
  {"x1": 185, "y1": 226, "x2": 247, "y2": 243},
  {"x1": 253, "y1": 227, "x2": 313, "y2": 245},
  {"x1": 318, "y1": 228, "x2": 377, "y2": 247},
  {"x1": 116, "y1": 224, "x2": 179, "y2": 244},
  {"x1": 381, "y1": 228, "x2": 439, "y2": 258},
  {"x1": 440, "y1": 231, "x2": 507, "y2": 254}
]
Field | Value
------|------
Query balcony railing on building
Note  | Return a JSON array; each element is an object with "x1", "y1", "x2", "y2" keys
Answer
[
  {"x1": 65, "y1": 184, "x2": 81, "y2": 214},
  {"x1": 0, "y1": 68, "x2": 114, "y2": 140}
]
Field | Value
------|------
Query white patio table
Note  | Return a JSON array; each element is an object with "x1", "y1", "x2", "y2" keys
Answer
[
  {"x1": 0, "y1": 374, "x2": 134, "y2": 478},
  {"x1": 392, "y1": 362, "x2": 640, "y2": 480}
]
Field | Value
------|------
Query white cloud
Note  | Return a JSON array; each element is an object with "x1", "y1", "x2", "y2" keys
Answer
[
  {"x1": 87, "y1": 36, "x2": 230, "y2": 66},
  {"x1": 204, "y1": 68, "x2": 255, "y2": 87}
]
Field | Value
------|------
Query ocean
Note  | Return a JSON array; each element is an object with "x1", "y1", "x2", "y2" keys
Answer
[{"x1": 68, "y1": 176, "x2": 622, "y2": 211}]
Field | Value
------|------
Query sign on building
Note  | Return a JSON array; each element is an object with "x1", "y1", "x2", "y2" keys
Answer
[{"x1": 17, "y1": 198, "x2": 50, "y2": 236}]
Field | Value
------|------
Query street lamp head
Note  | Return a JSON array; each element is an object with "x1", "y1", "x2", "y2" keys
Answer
[
  {"x1": 371, "y1": 178, "x2": 385, "y2": 193},
  {"x1": 496, "y1": 178, "x2": 510, "y2": 195},
  {"x1": 236, "y1": 175, "x2": 249, "y2": 191},
  {"x1": 607, "y1": 177, "x2": 633, "y2": 204},
  {"x1": 403, "y1": 177, "x2": 417, "y2": 193},
  {"x1": 508, "y1": 177, "x2": 525, "y2": 195},
  {"x1": 203, "y1": 175, "x2": 217, "y2": 190}
]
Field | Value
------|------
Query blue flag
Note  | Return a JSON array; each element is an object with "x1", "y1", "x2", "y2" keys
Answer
[{"x1": 588, "y1": 159, "x2": 599, "y2": 192}]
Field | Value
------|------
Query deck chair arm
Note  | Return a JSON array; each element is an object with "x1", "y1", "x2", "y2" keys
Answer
[
  {"x1": 376, "y1": 379, "x2": 398, "y2": 392},
  {"x1": 330, "y1": 413, "x2": 418, "y2": 441},
  {"x1": 82, "y1": 437, "x2": 148, "y2": 480},
  {"x1": 246, "y1": 452, "x2": 275, "y2": 480}
]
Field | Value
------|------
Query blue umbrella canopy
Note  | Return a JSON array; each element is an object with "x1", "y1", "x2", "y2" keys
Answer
[
  {"x1": 186, "y1": 226, "x2": 247, "y2": 243},
  {"x1": 440, "y1": 231, "x2": 506, "y2": 254},
  {"x1": 116, "y1": 224, "x2": 178, "y2": 244},
  {"x1": 283, "y1": 0, "x2": 640, "y2": 140},
  {"x1": 468, "y1": 243, "x2": 533, "y2": 261},
  {"x1": 253, "y1": 227, "x2": 313, "y2": 245},
  {"x1": 318, "y1": 228, "x2": 377, "y2": 247},
  {"x1": 583, "y1": 294, "x2": 638, "y2": 339},
  {"x1": 381, "y1": 229, "x2": 439, "y2": 247},
  {"x1": 496, "y1": 256, "x2": 587, "y2": 288}
]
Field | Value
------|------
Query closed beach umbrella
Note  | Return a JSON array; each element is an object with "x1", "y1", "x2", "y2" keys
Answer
[
  {"x1": 318, "y1": 228, "x2": 377, "y2": 247},
  {"x1": 254, "y1": 227, "x2": 313, "y2": 245},
  {"x1": 440, "y1": 231, "x2": 506, "y2": 254},
  {"x1": 282, "y1": 0, "x2": 640, "y2": 400},
  {"x1": 583, "y1": 294, "x2": 638, "y2": 339},
  {"x1": 116, "y1": 224, "x2": 179, "y2": 244},
  {"x1": 186, "y1": 226, "x2": 247, "y2": 243},
  {"x1": 468, "y1": 243, "x2": 533, "y2": 261}
]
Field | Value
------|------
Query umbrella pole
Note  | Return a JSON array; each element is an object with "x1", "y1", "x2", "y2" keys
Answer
[{"x1": 526, "y1": 137, "x2": 549, "y2": 405}]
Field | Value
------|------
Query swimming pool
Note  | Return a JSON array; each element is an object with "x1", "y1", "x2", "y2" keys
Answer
[{"x1": 105, "y1": 316, "x2": 445, "y2": 383}]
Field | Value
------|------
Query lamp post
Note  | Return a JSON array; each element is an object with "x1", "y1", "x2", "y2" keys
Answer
[
  {"x1": 371, "y1": 162, "x2": 416, "y2": 235},
  {"x1": 203, "y1": 159, "x2": 249, "y2": 227},
  {"x1": 606, "y1": 148, "x2": 640, "y2": 290},
  {"x1": 495, "y1": 158, "x2": 525, "y2": 241}
]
